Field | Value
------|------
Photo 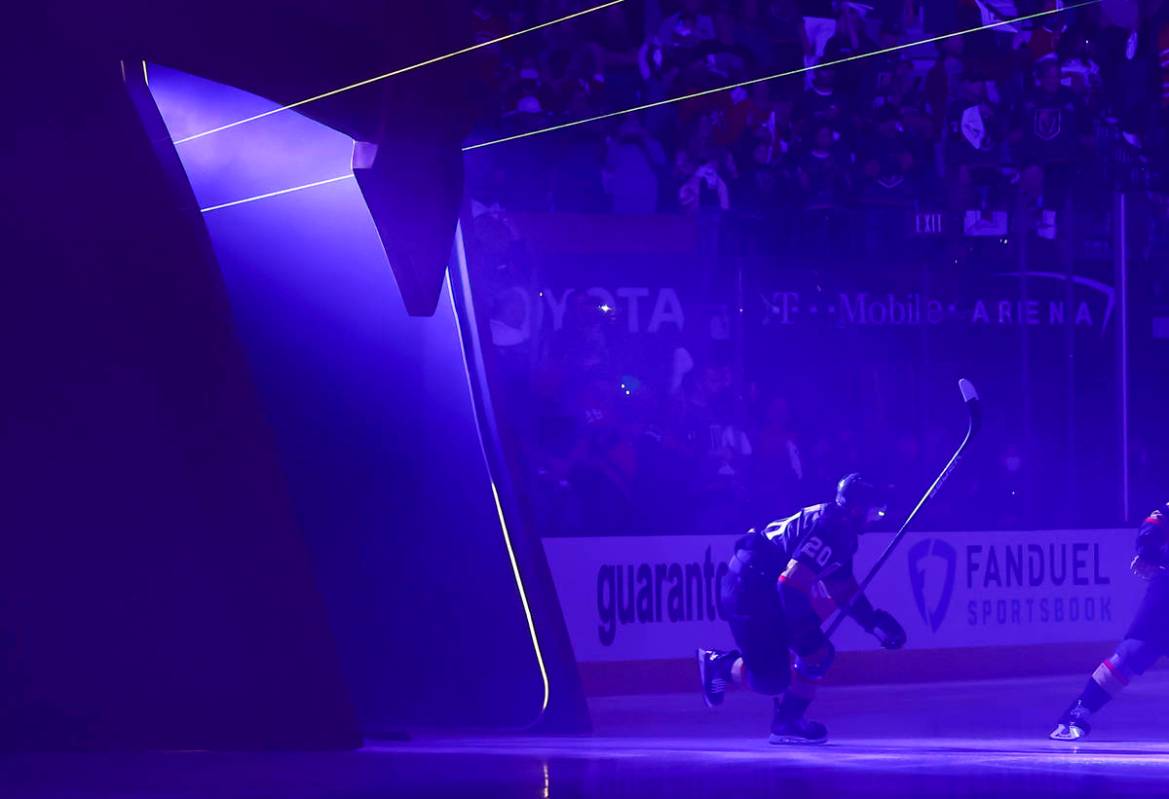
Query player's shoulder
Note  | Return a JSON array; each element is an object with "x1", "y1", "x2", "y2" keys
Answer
[
  {"x1": 787, "y1": 502, "x2": 832, "y2": 528},
  {"x1": 762, "y1": 503, "x2": 835, "y2": 533},
  {"x1": 801, "y1": 502, "x2": 831, "y2": 520},
  {"x1": 762, "y1": 504, "x2": 822, "y2": 539},
  {"x1": 761, "y1": 512, "x2": 799, "y2": 539}
]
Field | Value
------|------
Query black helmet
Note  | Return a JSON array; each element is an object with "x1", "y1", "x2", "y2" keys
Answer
[{"x1": 835, "y1": 473, "x2": 885, "y2": 518}]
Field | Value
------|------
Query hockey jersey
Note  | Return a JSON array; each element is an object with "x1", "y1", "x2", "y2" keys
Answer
[{"x1": 758, "y1": 502, "x2": 862, "y2": 583}]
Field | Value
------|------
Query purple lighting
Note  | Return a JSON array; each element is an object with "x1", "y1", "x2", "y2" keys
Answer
[{"x1": 148, "y1": 63, "x2": 356, "y2": 212}]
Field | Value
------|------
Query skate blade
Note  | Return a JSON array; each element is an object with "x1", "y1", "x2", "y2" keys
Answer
[
  {"x1": 768, "y1": 734, "x2": 828, "y2": 746},
  {"x1": 1049, "y1": 723, "x2": 1087, "y2": 742}
]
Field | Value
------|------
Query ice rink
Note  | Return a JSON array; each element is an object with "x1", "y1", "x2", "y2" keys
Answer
[{"x1": 5, "y1": 672, "x2": 1168, "y2": 798}]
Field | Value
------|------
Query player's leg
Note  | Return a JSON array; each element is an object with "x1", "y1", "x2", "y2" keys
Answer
[
  {"x1": 1051, "y1": 575, "x2": 1169, "y2": 740},
  {"x1": 699, "y1": 567, "x2": 791, "y2": 707},
  {"x1": 769, "y1": 670, "x2": 827, "y2": 745},
  {"x1": 768, "y1": 591, "x2": 834, "y2": 745},
  {"x1": 1050, "y1": 639, "x2": 1160, "y2": 740},
  {"x1": 698, "y1": 616, "x2": 791, "y2": 706}
]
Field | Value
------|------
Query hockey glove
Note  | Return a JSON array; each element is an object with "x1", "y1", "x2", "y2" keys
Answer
[{"x1": 870, "y1": 609, "x2": 906, "y2": 650}]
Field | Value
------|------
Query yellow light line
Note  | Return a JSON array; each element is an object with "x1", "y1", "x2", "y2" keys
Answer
[
  {"x1": 445, "y1": 246, "x2": 551, "y2": 722},
  {"x1": 488, "y1": 480, "x2": 551, "y2": 717},
  {"x1": 174, "y1": 0, "x2": 626, "y2": 144},
  {"x1": 199, "y1": 174, "x2": 354, "y2": 213},
  {"x1": 463, "y1": 0, "x2": 1099, "y2": 151}
]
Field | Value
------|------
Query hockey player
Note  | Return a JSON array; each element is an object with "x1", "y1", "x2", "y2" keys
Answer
[
  {"x1": 697, "y1": 473, "x2": 907, "y2": 744},
  {"x1": 1050, "y1": 501, "x2": 1169, "y2": 741}
]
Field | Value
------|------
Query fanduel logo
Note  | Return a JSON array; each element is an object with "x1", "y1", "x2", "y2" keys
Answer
[{"x1": 908, "y1": 538, "x2": 958, "y2": 632}]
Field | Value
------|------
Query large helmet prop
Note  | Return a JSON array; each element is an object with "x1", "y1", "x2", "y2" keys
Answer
[{"x1": 835, "y1": 473, "x2": 887, "y2": 524}]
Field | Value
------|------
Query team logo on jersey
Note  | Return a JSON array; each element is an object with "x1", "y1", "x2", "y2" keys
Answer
[
  {"x1": 908, "y1": 538, "x2": 958, "y2": 633},
  {"x1": 1034, "y1": 108, "x2": 1062, "y2": 141}
]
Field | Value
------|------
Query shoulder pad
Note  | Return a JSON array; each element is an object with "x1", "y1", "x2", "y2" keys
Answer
[{"x1": 762, "y1": 516, "x2": 792, "y2": 541}]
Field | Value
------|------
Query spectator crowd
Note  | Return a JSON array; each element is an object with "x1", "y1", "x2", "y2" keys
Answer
[
  {"x1": 462, "y1": 0, "x2": 1169, "y2": 535},
  {"x1": 467, "y1": 0, "x2": 1169, "y2": 216}
]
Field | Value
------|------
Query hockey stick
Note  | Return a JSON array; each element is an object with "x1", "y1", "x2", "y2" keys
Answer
[{"x1": 824, "y1": 378, "x2": 982, "y2": 639}]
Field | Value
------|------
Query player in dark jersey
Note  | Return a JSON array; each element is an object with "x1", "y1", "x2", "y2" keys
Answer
[
  {"x1": 696, "y1": 473, "x2": 907, "y2": 744},
  {"x1": 1050, "y1": 501, "x2": 1169, "y2": 741}
]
